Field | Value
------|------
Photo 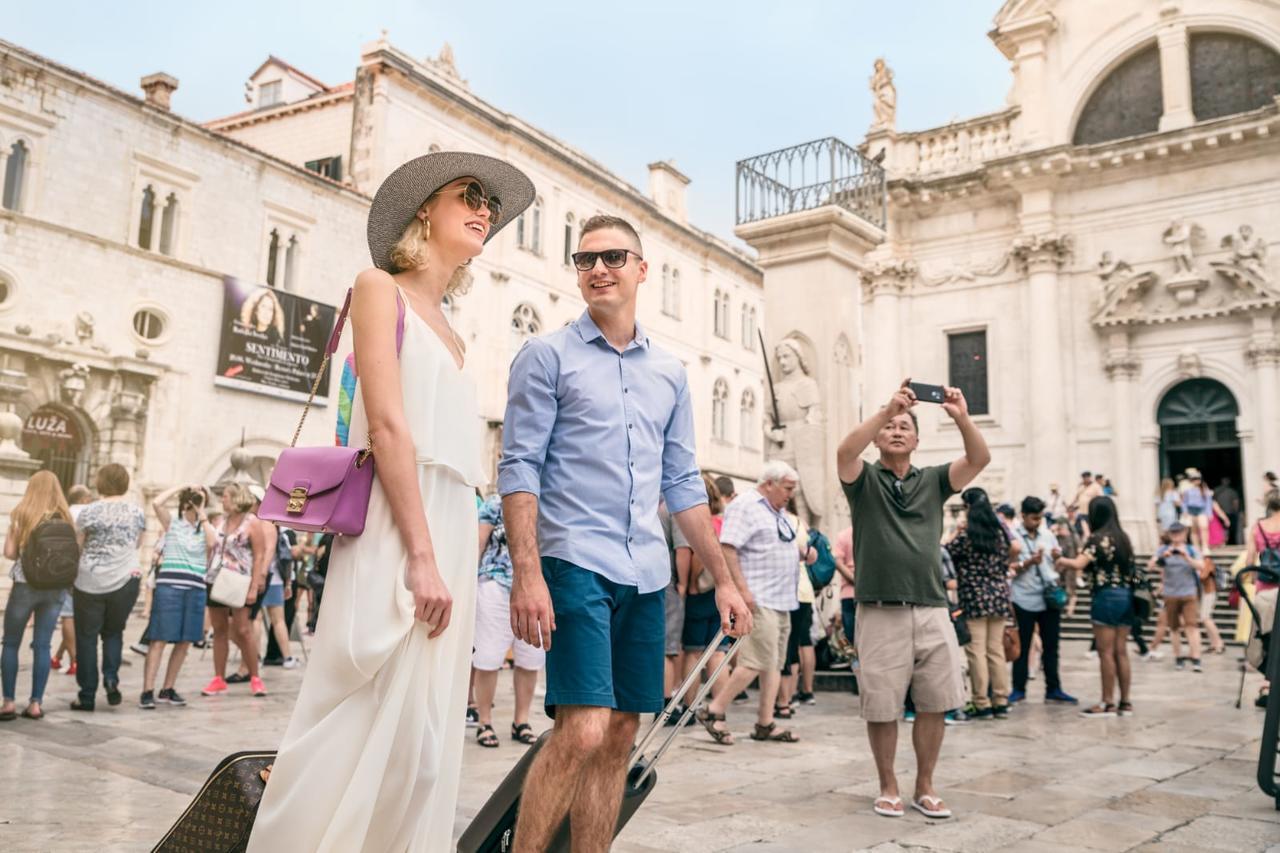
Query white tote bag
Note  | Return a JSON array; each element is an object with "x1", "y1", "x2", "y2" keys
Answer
[{"x1": 209, "y1": 566, "x2": 251, "y2": 608}]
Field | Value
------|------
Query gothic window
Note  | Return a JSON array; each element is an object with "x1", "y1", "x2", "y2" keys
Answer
[
  {"x1": 1073, "y1": 43, "x2": 1162, "y2": 145},
  {"x1": 713, "y1": 290, "x2": 730, "y2": 339},
  {"x1": 511, "y1": 302, "x2": 542, "y2": 338},
  {"x1": 671, "y1": 269, "x2": 681, "y2": 319},
  {"x1": 563, "y1": 213, "x2": 575, "y2": 266},
  {"x1": 159, "y1": 192, "x2": 179, "y2": 256},
  {"x1": 2, "y1": 140, "x2": 28, "y2": 211},
  {"x1": 266, "y1": 228, "x2": 281, "y2": 287},
  {"x1": 947, "y1": 330, "x2": 989, "y2": 416},
  {"x1": 137, "y1": 185, "x2": 156, "y2": 250},
  {"x1": 741, "y1": 305, "x2": 758, "y2": 350},
  {"x1": 662, "y1": 265, "x2": 681, "y2": 318},
  {"x1": 739, "y1": 389, "x2": 757, "y2": 448},
  {"x1": 1190, "y1": 33, "x2": 1280, "y2": 122},
  {"x1": 284, "y1": 236, "x2": 299, "y2": 291},
  {"x1": 712, "y1": 378, "x2": 729, "y2": 441},
  {"x1": 529, "y1": 197, "x2": 543, "y2": 254}
]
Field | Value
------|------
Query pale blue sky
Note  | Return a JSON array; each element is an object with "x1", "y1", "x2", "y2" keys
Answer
[{"x1": 8, "y1": 1, "x2": 1012, "y2": 241}]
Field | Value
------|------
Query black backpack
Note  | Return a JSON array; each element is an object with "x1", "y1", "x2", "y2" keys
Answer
[{"x1": 22, "y1": 517, "x2": 80, "y2": 590}]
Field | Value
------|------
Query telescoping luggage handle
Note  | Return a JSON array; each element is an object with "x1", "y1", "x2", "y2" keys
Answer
[{"x1": 628, "y1": 627, "x2": 744, "y2": 787}]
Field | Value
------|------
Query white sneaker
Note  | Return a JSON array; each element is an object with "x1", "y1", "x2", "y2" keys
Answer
[
  {"x1": 1143, "y1": 651, "x2": 1163, "y2": 661},
  {"x1": 1085, "y1": 650, "x2": 1098, "y2": 660},
  {"x1": 282, "y1": 656, "x2": 300, "y2": 669}
]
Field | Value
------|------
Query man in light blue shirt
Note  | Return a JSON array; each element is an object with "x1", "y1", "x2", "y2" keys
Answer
[
  {"x1": 500, "y1": 214, "x2": 751, "y2": 853},
  {"x1": 1009, "y1": 495, "x2": 1077, "y2": 705}
]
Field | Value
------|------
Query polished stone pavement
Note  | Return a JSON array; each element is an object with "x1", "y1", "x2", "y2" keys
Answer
[{"x1": 1, "y1": 614, "x2": 1277, "y2": 852}]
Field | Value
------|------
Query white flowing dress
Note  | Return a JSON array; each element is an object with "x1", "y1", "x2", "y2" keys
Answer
[{"x1": 248, "y1": 293, "x2": 485, "y2": 853}]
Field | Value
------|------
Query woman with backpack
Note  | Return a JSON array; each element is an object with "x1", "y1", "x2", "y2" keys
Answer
[
  {"x1": 2, "y1": 471, "x2": 77, "y2": 721},
  {"x1": 945, "y1": 488, "x2": 1017, "y2": 720},
  {"x1": 1244, "y1": 491, "x2": 1280, "y2": 708},
  {"x1": 139, "y1": 485, "x2": 216, "y2": 709}
]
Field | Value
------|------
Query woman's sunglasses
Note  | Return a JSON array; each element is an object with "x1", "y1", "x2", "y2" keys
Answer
[
  {"x1": 457, "y1": 181, "x2": 502, "y2": 226},
  {"x1": 570, "y1": 249, "x2": 643, "y2": 272}
]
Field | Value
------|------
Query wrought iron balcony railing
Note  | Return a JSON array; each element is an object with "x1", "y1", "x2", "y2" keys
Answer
[{"x1": 735, "y1": 137, "x2": 885, "y2": 229}]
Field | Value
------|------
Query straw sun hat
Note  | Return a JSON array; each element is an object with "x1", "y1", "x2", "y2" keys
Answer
[{"x1": 366, "y1": 151, "x2": 535, "y2": 272}]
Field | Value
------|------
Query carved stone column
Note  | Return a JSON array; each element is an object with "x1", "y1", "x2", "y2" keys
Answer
[
  {"x1": 1246, "y1": 328, "x2": 1280, "y2": 481},
  {"x1": 1104, "y1": 333, "x2": 1143, "y2": 538},
  {"x1": 1012, "y1": 232, "x2": 1072, "y2": 496},
  {"x1": 859, "y1": 259, "x2": 915, "y2": 406}
]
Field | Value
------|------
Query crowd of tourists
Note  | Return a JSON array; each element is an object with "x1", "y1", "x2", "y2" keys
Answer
[{"x1": 2, "y1": 149, "x2": 1277, "y2": 846}]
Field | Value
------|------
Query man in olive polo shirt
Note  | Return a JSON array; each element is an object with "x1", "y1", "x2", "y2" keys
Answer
[{"x1": 836, "y1": 378, "x2": 990, "y2": 820}]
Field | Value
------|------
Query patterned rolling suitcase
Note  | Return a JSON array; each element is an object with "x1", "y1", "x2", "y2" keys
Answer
[
  {"x1": 457, "y1": 630, "x2": 743, "y2": 853},
  {"x1": 152, "y1": 750, "x2": 276, "y2": 853}
]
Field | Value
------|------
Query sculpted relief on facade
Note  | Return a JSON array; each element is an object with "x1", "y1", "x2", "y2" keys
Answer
[{"x1": 1093, "y1": 223, "x2": 1278, "y2": 327}]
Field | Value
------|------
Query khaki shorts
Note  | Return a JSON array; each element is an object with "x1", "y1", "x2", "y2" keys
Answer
[
  {"x1": 1164, "y1": 595, "x2": 1199, "y2": 633},
  {"x1": 855, "y1": 603, "x2": 965, "y2": 722},
  {"x1": 737, "y1": 605, "x2": 791, "y2": 672}
]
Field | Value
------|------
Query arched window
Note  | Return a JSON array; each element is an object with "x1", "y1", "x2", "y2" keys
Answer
[
  {"x1": 713, "y1": 289, "x2": 729, "y2": 338},
  {"x1": 661, "y1": 265, "x2": 674, "y2": 316},
  {"x1": 159, "y1": 192, "x2": 179, "y2": 256},
  {"x1": 2, "y1": 140, "x2": 28, "y2": 211},
  {"x1": 671, "y1": 269, "x2": 681, "y2": 319},
  {"x1": 1190, "y1": 32, "x2": 1280, "y2": 121},
  {"x1": 712, "y1": 378, "x2": 729, "y2": 441},
  {"x1": 749, "y1": 308, "x2": 758, "y2": 350},
  {"x1": 1073, "y1": 43, "x2": 1162, "y2": 145},
  {"x1": 739, "y1": 389, "x2": 757, "y2": 448},
  {"x1": 266, "y1": 228, "x2": 281, "y2": 287},
  {"x1": 511, "y1": 302, "x2": 542, "y2": 338},
  {"x1": 563, "y1": 213, "x2": 575, "y2": 266},
  {"x1": 137, "y1": 185, "x2": 156, "y2": 250},
  {"x1": 516, "y1": 211, "x2": 526, "y2": 248}
]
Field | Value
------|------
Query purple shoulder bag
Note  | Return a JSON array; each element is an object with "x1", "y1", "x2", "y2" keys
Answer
[{"x1": 258, "y1": 287, "x2": 404, "y2": 536}]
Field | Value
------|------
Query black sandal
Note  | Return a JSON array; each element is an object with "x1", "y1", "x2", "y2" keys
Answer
[
  {"x1": 511, "y1": 722, "x2": 537, "y2": 744},
  {"x1": 476, "y1": 724, "x2": 499, "y2": 748},
  {"x1": 695, "y1": 707, "x2": 735, "y2": 745},
  {"x1": 774, "y1": 704, "x2": 794, "y2": 719},
  {"x1": 751, "y1": 721, "x2": 800, "y2": 742}
]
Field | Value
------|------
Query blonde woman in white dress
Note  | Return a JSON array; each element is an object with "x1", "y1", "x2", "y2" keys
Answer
[{"x1": 248, "y1": 153, "x2": 534, "y2": 853}]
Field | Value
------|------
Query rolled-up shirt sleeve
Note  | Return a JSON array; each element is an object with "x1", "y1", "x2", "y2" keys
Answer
[
  {"x1": 659, "y1": 374, "x2": 707, "y2": 514},
  {"x1": 498, "y1": 339, "x2": 559, "y2": 498}
]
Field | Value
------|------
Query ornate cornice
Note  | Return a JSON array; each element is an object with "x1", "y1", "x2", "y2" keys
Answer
[{"x1": 1011, "y1": 232, "x2": 1073, "y2": 272}]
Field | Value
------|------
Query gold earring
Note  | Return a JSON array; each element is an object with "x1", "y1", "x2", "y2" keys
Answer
[{"x1": 422, "y1": 218, "x2": 431, "y2": 241}]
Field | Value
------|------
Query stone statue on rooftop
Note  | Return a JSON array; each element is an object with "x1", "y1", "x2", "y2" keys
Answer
[{"x1": 870, "y1": 58, "x2": 897, "y2": 131}]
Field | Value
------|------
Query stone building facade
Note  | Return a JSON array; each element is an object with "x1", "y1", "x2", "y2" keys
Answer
[
  {"x1": 0, "y1": 36, "x2": 765, "y2": 558},
  {"x1": 207, "y1": 37, "x2": 767, "y2": 489},
  {"x1": 738, "y1": 0, "x2": 1280, "y2": 546}
]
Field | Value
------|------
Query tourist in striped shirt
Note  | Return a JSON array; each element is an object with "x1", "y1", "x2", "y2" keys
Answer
[{"x1": 140, "y1": 485, "x2": 215, "y2": 709}]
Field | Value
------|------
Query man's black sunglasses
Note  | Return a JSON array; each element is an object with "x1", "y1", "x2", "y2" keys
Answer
[{"x1": 571, "y1": 249, "x2": 642, "y2": 272}]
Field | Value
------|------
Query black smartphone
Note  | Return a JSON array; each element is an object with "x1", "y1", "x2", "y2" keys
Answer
[{"x1": 907, "y1": 382, "x2": 946, "y2": 404}]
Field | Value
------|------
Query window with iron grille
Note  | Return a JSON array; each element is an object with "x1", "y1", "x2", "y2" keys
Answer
[{"x1": 947, "y1": 330, "x2": 988, "y2": 416}]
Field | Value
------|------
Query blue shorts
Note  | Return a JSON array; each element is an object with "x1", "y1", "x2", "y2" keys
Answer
[
  {"x1": 1091, "y1": 586, "x2": 1134, "y2": 627},
  {"x1": 262, "y1": 582, "x2": 285, "y2": 608},
  {"x1": 542, "y1": 557, "x2": 664, "y2": 717},
  {"x1": 59, "y1": 589, "x2": 74, "y2": 619},
  {"x1": 681, "y1": 590, "x2": 721, "y2": 651},
  {"x1": 1185, "y1": 506, "x2": 1205, "y2": 517},
  {"x1": 148, "y1": 583, "x2": 207, "y2": 643}
]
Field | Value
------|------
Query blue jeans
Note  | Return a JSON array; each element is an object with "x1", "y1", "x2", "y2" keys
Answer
[
  {"x1": 73, "y1": 578, "x2": 141, "y2": 706},
  {"x1": 2, "y1": 582, "x2": 63, "y2": 703}
]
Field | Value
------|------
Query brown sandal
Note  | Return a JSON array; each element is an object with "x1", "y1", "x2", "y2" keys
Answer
[
  {"x1": 774, "y1": 703, "x2": 795, "y2": 719},
  {"x1": 751, "y1": 721, "x2": 800, "y2": 742},
  {"x1": 695, "y1": 707, "x2": 735, "y2": 745}
]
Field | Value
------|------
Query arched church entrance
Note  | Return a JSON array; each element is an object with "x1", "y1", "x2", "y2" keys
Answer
[{"x1": 1157, "y1": 378, "x2": 1244, "y2": 524}]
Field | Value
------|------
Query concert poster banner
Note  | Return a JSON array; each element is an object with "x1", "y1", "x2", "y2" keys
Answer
[{"x1": 214, "y1": 276, "x2": 337, "y2": 404}]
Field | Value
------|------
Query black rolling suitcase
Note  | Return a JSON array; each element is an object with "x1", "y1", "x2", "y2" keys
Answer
[
  {"x1": 152, "y1": 750, "x2": 277, "y2": 852},
  {"x1": 458, "y1": 630, "x2": 744, "y2": 853}
]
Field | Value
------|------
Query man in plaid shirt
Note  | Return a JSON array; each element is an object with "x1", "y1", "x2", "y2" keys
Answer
[{"x1": 697, "y1": 461, "x2": 815, "y2": 745}]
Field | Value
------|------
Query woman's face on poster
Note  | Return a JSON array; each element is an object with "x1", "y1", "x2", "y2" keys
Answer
[{"x1": 254, "y1": 294, "x2": 276, "y2": 328}]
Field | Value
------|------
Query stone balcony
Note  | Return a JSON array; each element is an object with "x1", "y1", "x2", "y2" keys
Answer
[{"x1": 869, "y1": 106, "x2": 1021, "y2": 179}]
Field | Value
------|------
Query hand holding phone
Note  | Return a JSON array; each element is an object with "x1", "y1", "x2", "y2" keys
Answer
[{"x1": 907, "y1": 381, "x2": 947, "y2": 404}]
